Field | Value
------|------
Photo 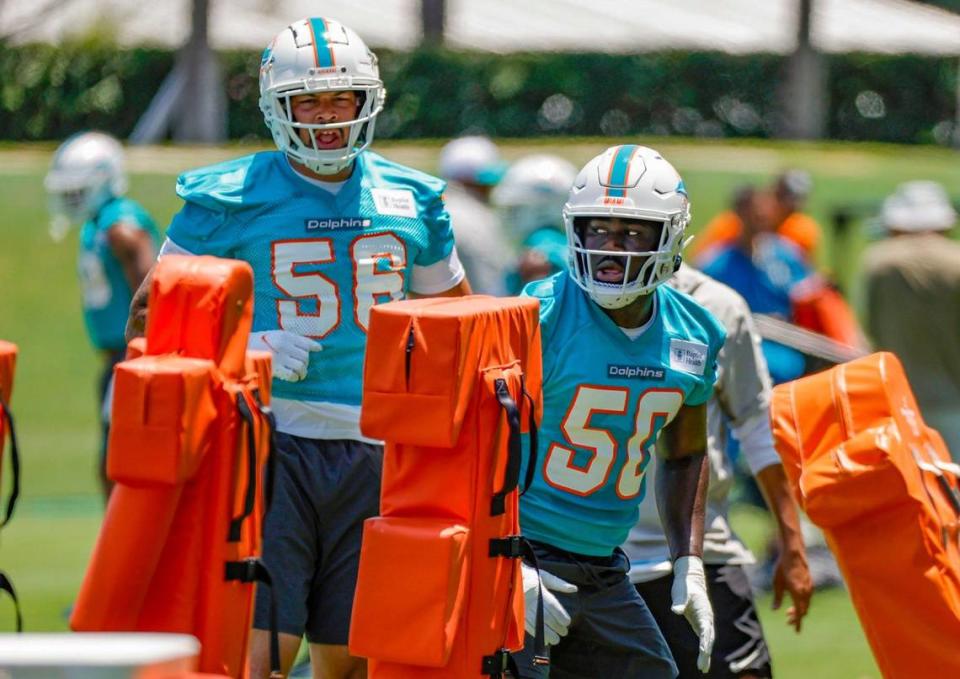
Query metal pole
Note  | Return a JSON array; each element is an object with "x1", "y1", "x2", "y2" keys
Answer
[
  {"x1": 420, "y1": 0, "x2": 446, "y2": 47},
  {"x1": 778, "y1": 0, "x2": 826, "y2": 140},
  {"x1": 954, "y1": 56, "x2": 960, "y2": 148},
  {"x1": 173, "y1": 0, "x2": 226, "y2": 143}
]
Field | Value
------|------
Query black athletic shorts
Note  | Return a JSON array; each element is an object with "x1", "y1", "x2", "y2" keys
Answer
[
  {"x1": 635, "y1": 564, "x2": 772, "y2": 678},
  {"x1": 253, "y1": 432, "x2": 383, "y2": 644},
  {"x1": 513, "y1": 540, "x2": 677, "y2": 679}
]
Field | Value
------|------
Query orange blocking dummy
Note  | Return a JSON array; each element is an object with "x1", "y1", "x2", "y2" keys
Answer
[
  {"x1": 0, "y1": 340, "x2": 23, "y2": 632},
  {"x1": 71, "y1": 256, "x2": 278, "y2": 677},
  {"x1": 349, "y1": 296, "x2": 542, "y2": 678},
  {"x1": 0, "y1": 340, "x2": 19, "y2": 527},
  {"x1": 771, "y1": 352, "x2": 960, "y2": 678}
]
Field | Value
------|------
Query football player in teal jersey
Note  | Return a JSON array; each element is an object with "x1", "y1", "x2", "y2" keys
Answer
[
  {"x1": 45, "y1": 131, "x2": 159, "y2": 501},
  {"x1": 515, "y1": 145, "x2": 725, "y2": 678},
  {"x1": 492, "y1": 154, "x2": 578, "y2": 294},
  {"x1": 127, "y1": 18, "x2": 471, "y2": 679}
]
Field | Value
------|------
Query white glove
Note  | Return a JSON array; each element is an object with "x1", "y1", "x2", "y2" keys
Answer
[
  {"x1": 521, "y1": 562, "x2": 577, "y2": 646},
  {"x1": 671, "y1": 555, "x2": 715, "y2": 673},
  {"x1": 248, "y1": 330, "x2": 322, "y2": 382}
]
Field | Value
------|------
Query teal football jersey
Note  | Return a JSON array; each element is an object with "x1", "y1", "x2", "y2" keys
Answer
[
  {"x1": 166, "y1": 150, "x2": 456, "y2": 407},
  {"x1": 78, "y1": 196, "x2": 159, "y2": 350},
  {"x1": 520, "y1": 272, "x2": 725, "y2": 556}
]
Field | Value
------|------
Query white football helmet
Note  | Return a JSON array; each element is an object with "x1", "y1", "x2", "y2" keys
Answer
[
  {"x1": 563, "y1": 145, "x2": 690, "y2": 309},
  {"x1": 44, "y1": 131, "x2": 127, "y2": 237},
  {"x1": 259, "y1": 17, "x2": 385, "y2": 175},
  {"x1": 492, "y1": 154, "x2": 578, "y2": 242},
  {"x1": 438, "y1": 135, "x2": 506, "y2": 186}
]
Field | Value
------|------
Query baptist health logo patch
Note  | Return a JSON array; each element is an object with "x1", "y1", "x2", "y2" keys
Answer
[
  {"x1": 371, "y1": 188, "x2": 417, "y2": 218},
  {"x1": 669, "y1": 339, "x2": 707, "y2": 376}
]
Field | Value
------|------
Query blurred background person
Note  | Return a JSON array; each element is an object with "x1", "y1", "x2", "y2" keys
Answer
[
  {"x1": 626, "y1": 263, "x2": 812, "y2": 679},
  {"x1": 692, "y1": 170, "x2": 821, "y2": 264},
  {"x1": 695, "y1": 186, "x2": 845, "y2": 590},
  {"x1": 770, "y1": 170, "x2": 821, "y2": 262},
  {"x1": 44, "y1": 131, "x2": 159, "y2": 500},
  {"x1": 696, "y1": 186, "x2": 811, "y2": 385},
  {"x1": 491, "y1": 153, "x2": 577, "y2": 293},
  {"x1": 861, "y1": 180, "x2": 960, "y2": 460},
  {"x1": 438, "y1": 134, "x2": 511, "y2": 295}
]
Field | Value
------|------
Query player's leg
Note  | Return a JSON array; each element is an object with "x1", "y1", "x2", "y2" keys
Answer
[
  {"x1": 248, "y1": 630, "x2": 303, "y2": 678},
  {"x1": 97, "y1": 348, "x2": 124, "y2": 501},
  {"x1": 706, "y1": 564, "x2": 772, "y2": 679},
  {"x1": 309, "y1": 643, "x2": 367, "y2": 679},
  {"x1": 635, "y1": 564, "x2": 772, "y2": 679},
  {"x1": 513, "y1": 542, "x2": 582, "y2": 679},
  {"x1": 250, "y1": 432, "x2": 324, "y2": 677},
  {"x1": 547, "y1": 548, "x2": 676, "y2": 679},
  {"x1": 513, "y1": 543, "x2": 675, "y2": 679},
  {"x1": 303, "y1": 439, "x2": 384, "y2": 679},
  {"x1": 635, "y1": 572, "x2": 704, "y2": 677}
]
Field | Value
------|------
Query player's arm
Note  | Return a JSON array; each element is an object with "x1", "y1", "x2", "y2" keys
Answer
[
  {"x1": 408, "y1": 190, "x2": 472, "y2": 299},
  {"x1": 408, "y1": 245, "x2": 472, "y2": 299},
  {"x1": 656, "y1": 402, "x2": 709, "y2": 559},
  {"x1": 125, "y1": 236, "x2": 189, "y2": 341},
  {"x1": 108, "y1": 222, "x2": 156, "y2": 292},
  {"x1": 409, "y1": 277, "x2": 472, "y2": 298},
  {"x1": 755, "y1": 463, "x2": 811, "y2": 631},
  {"x1": 126, "y1": 265, "x2": 155, "y2": 342},
  {"x1": 658, "y1": 400, "x2": 714, "y2": 672},
  {"x1": 719, "y1": 299, "x2": 813, "y2": 631}
]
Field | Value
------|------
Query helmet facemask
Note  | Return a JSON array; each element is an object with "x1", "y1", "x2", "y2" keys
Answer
[
  {"x1": 260, "y1": 76, "x2": 384, "y2": 175},
  {"x1": 566, "y1": 212, "x2": 687, "y2": 309}
]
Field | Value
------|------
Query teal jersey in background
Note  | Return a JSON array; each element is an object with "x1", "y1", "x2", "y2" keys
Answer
[
  {"x1": 78, "y1": 196, "x2": 159, "y2": 350},
  {"x1": 505, "y1": 226, "x2": 568, "y2": 295},
  {"x1": 520, "y1": 272, "x2": 725, "y2": 556},
  {"x1": 166, "y1": 150, "x2": 456, "y2": 408}
]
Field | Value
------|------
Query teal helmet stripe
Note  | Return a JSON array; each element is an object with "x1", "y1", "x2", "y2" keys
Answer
[
  {"x1": 605, "y1": 144, "x2": 639, "y2": 198},
  {"x1": 309, "y1": 18, "x2": 335, "y2": 68}
]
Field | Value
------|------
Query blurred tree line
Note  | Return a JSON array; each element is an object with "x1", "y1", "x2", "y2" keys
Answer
[
  {"x1": 918, "y1": 0, "x2": 960, "y2": 11},
  {"x1": 0, "y1": 41, "x2": 955, "y2": 145}
]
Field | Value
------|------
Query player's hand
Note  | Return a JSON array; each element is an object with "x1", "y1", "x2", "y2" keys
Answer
[
  {"x1": 671, "y1": 556, "x2": 714, "y2": 673},
  {"x1": 772, "y1": 547, "x2": 813, "y2": 632},
  {"x1": 521, "y1": 562, "x2": 577, "y2": 646},
  {"x1": 248, "y1": 330, "x2": 322, "y2": 382}
]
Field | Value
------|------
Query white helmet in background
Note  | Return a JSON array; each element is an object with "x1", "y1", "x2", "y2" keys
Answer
[
  {"x1": 563, "y1": 145, "x2": 690, "y2": 309},
  {"x1": 438, "y1": 135, "x2": 507, "y2": 186},
  {"x1": 492, "y1": 154, "x2": 577, "y2": 241},
  {"x1": 259, "y1": 17, "x2": 385, "y2": 175},
  {"x1": 882, "y1": 180, "x2": 956, "y2": 233},
  {"x1": 44, "y1": 131, "x2": 127, "y2": 239}
]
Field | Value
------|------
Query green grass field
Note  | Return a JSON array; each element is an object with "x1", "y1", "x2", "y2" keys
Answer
[{"x1": 2, "y1": 136, "x2": 958, "y2": 676}]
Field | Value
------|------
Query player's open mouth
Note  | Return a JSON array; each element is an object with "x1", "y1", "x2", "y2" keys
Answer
[
  {"x1": 594, "y1": 257, "x2": 626, "y2": 283},
  {"x1": 314, "y1": 130, "x2": 344, "y2": 149}
]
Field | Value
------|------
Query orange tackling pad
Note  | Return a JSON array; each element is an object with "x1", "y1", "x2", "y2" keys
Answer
[
  {"x1": 0, "y1": 340, "x2": 15, "y2": 449},
  {"x1": 71, "y1": 256, "x2": 276, "y2": 678},
  {"x1": 0, "y1": 340, "x2": 19, "y2": 531},
  {"x1": 350, "y1": 296, "x2": 542, "y2": 678},
  {"x1": 771, "y1": 352, "x2": 960, "y2": 677}
]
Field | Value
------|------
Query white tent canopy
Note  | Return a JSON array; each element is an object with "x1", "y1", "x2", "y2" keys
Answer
[{"x1": 2, "y1": 0, "x2": 960, "y2": 55}]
